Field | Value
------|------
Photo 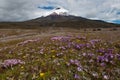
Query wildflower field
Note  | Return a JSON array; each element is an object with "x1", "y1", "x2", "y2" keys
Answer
[{"x1": 0, "y1": 28, "x2": 120, "y2": 80}]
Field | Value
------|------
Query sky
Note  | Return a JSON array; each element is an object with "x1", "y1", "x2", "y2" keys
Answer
[{"x1": 0, "y1": 0, "x2": 120, "y2": 24}]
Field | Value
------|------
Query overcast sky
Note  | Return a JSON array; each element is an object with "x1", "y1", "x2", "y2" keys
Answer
[{"x1": 0, "y1": 0, "x2": 120, "y2": 23}]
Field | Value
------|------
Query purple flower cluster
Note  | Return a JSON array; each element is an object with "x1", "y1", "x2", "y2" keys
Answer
[
  {"x1": 69, "y1": 59, "x2": 80, "y2": 66},
  {"x1": 74, "y1": 44, "x2": 85, "y2": 50},
  {"x1": 97, "y1": 54, "x2": 113, "y2": 62},
  {"x1": 89, "y1": 39, "x2": 101, "y2": 45},
  {"x1": 69, "y1": 59, "x2": 83, "y2": 73},
  {"x1": 1, "y1": 59, "x2": 24, "y2": 68},
  {"x1": 74, "y1": 43, "x2": 93, "y2": 50},
  {"x1": 96, "y1": 48, "x2": 118, "y2": 66},
  {"x1": 97, "y1": 53, "x2": 114, "y2": 65},
  {"x1": 82, "y1": 52, "x2": 94, "y2": 59},
  {"x1": 96, "y1": 48, "x2": 120, "y2": 67},
  {"x1": 51, "y1": 36, "x2": 70, "y2": 42},
  {"x1": 69, "y1": 59, "x2": 82, "y2": 79},
  {"x1": 17, "y1": 38, "x2": 40, "y2": 46},
  {"x1": 97, "y1": 48, "x2": 105, "y2": 53}
]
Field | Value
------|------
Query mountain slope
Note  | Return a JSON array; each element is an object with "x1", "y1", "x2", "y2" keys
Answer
[
  {"x1": 0, "y1": 14, "x2": 120, "y2": 29},
  {"x1": 24, "y1": 14, "x2": 120, "y2": 28}
]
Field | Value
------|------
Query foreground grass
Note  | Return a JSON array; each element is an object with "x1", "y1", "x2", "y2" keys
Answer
[
  {"x1": 0, "y1": 28, "x2": 120, "y2": 80},
  {"x1": 0, "y1": 33, "x2": 120, "y2": 80}
]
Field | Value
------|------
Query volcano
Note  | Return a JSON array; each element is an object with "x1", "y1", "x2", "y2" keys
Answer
[{"x1": 0, "y1": 8, "x2": 120, "y2": 29}]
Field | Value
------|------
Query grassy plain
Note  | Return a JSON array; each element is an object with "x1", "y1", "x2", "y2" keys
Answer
[{"x1": 0, "y1": 27, "x2": 120, "y2": 80}]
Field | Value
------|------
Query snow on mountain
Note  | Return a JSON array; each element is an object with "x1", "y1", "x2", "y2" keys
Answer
[{"x1": 44, "y1": 7, "x2": 69, "y2": 16}]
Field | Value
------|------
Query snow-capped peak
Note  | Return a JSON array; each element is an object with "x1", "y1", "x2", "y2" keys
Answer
[{"x1": 46, "y1": 7, "x2": 69, "y2": 16}]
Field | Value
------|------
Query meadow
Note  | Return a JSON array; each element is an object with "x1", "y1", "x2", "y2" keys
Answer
[{"x1": 0, "y1": 27, "x2": 120, "y2": 80}]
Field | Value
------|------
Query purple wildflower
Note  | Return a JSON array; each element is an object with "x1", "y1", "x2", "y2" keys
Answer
[
  {"x1": 39, "y1": 48, "x2": 44, "y2": 54},
  {"x1": 103, "y1": 75, "x2": 109, "y2": 79},
  {"x1": 97, "y1": 51, "x2": 115, "y2": 65},
  {"x1": 89, "y1": 59, "x2": 94, "y2": 63},
  {"x1": 104, "y1": 53, "x2": 114, "y2": 60},
  {"x1": 67, "y1": 42, "x2": 73, "y2": 48},
  {"x1": 51, "y1": 36, "x2": 70, "y2": 42},
  {"x1": 82, "y1": 53, "x2": 87, "y2": 56},
  {"x1": 97, "y1": 56, "x2": 105, "y2": 62},
  {"x1": 97, "y1": 48, "x2": 105, "y2": 53},
  {"x1": 56, "y1": 53, "x2": 63, "y2": 57},
  {"x1": 1, "y1": 59, "x2": 24, "y2": 68},
  {"x1": 74, "y1": 74, "x2": 80, "y2": 79},
  {"x1": 70, "y1": 59, "x2": 74, "y2": 64},
  {"x1": 107, "y1": 48, "x2": 114, "y2": 53},
  {"x1": 88, "y1": 53, "x2": 94, "y2": 57},
  {"x1": 74, "y1": 44, "x2": 85, "y2": 50},
  {"x1": 100, "y1": 62, "x2": 106, "y2": 67},
  {"x1": 77, "y1": 66, "x2": 82, "y2": 72},
  {"x1": 86, "y1": 43, "x2": 91, "y2": 48},
  {"x1": 59, "y1": 46, "x2": 66, "y2": 50},
  {"x1": 116, "y1": 54, "x2": 120, "y2": 60},
  {"x1": 89, "y1": 39, "x2": 101, "y2": 45},
  {"x1": 69, "y1": 59, "x2": 80, "y2": 66}
]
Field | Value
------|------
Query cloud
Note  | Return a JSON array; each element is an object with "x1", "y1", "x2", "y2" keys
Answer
[
  {"x1": 0, "y1": 0, "x2": 44, "y2": 21},
  {"x1": 0, "y1": 0, "x2": 120, "y2": 23}
]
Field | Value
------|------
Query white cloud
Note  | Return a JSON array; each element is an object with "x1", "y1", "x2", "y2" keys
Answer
[{"x1": 0, "y1": 0, "x2": 120, "y2": 23}]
